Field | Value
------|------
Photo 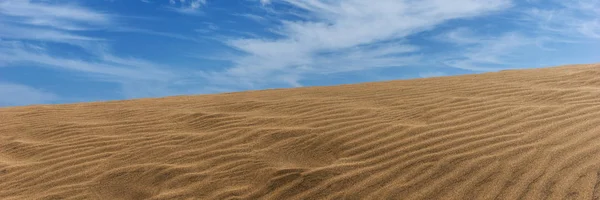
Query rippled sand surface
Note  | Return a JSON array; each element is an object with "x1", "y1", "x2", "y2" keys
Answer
[{"x1": 2, "y1": 64, "x2": 600, "y2": 199}]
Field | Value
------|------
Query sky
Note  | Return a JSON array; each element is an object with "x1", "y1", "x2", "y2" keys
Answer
[{"x1": 0, "y1": 0, "x2": 599, "y2": 106}]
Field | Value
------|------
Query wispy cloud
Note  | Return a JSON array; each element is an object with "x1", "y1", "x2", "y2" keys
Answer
[
  {"x1": 0, "y1": 0, "x2": 111, "y2": 30},
  {"x1": 436, "y1": 0, "x2": 600, "y2": 71},
  {"x1": 113, "y1": 27, "x2": 204, "y2": 42},
  {"x1": 0, "y1": 0, "x2": 202, "y2": 43},
  {"x1": 522, "y1": 0, "x2": 600, "y2": 39},
  {"x1": 0, "y1": 82, "x2": 58, "y2": 106},
  {"x1": 260, "y1": 0, "x2": 271, "y2": 6},
  {"x1": 166, "y1": 0, "x2": 207, "y2": 15},
  {"x1": 194, "y1": 22, "x2": 219, "y2": 34},
  {"x1": 233, "y1": 13, "x2": 270, "y2": 23},
  {"x1": 0, "y1": 0, "x2": 110, "y2": 48},
  {"x1": 0, "y1": 0, "x2": 199, "y2": 100},
  {"x1": 435, "y1": 28, "x2": 482, "y2": 45},
  {"x1": 0, "y1": 23, "x2": 102, "y2": 44},
  {"x1": 202, "y1": 0, "x2": 512, "y2": 88},
  {"x1": 0, "y1": 40, "x2": 175, "y2": 81},
  {"x1": 440, "y1": 32, "x2": 535, "y2": 71}
]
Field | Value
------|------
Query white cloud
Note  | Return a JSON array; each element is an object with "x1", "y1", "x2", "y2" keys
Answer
[
  {"x1": 234, "y1": 13, "x2": 269, "y2": 23},
  {"x1": 194, "y1": 22, "x2": 219, "y2": 33},
  {"x1": 0, "y1": 1, "x2": 197, "y2": 101},
  {"x1": 114, "y1": 27, "x2": 203, "y2": 42},
  {"x1": 203, "y1": 0, "x2": 512, "y2": 88},
  {"x1": 435, "y1": 28, "x2": 482, "y2": 45},
  {"x1": 0, "y1": 82, "x2": 58, "y2": 106},
  {"x1": 435, "y1": 27, "x2": 539, "y2": 71},
  {"x1": 0, "y1": 23, "x2": 101, "y2": 44},
  {"x1": 436, "y1": 0, "x2": 600, "y2": 72},
  {"x1": 0, "y1": 40, "x2": 175, "y2": 82},
  {"x1": 260, "y1": 0, "x2": 271, "y2": 6},
  {"x1": 0, "y1": 0, "x2": 110, "y2": 50},
  {"x1": 0, "y1": 0, "x2": 110, "y2": 30},
  {"x1": 522, "y1": 0, "x2": 600, "y2": 39},
  {"x1": 0, "y1": 0, "x2": 198, "y2": 44},
  {"x1": 441, "y1": 32, "x2": 535, "y2": 71},
  {"x1": 190, "y1": 0, "x2": 206, "y2": 9},
  {"x1": 166, "y1": 0, "x2": 206, "y2": 14},
  {"x1": 0, "y1": 38, "x2": 203, "y2": 100}
]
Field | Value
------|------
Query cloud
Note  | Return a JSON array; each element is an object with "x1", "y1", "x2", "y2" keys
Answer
[
  {"x1": 0, "y1": 0, "x2": 198, "y2": 44},
  {"x1": 166, "y1": 0, "x2": 207, "y2": 14},
  {"x1": 0, "y1": 0, "x2": 111, "y2": 51},
  {"x1": 441, "y1": 32, "x2": 535, "y2": 71},
  {"x1": 194, "y1": 22, "x2": 219, "y2": 34},
  {"x1": 0, "y1": 82, "x2": 58, "y2": 106},
  {"x1": 0, "y1": 37, "x2": 206, "y2": 100},
  {"x1": 436, "y1": 0, "x2": 600, "y2": 72},
  {"x1": 435, "y1": 28, "x2": 482, "y2": 45},
  {"x1": 0, "y1": 0, "x2": 199, "y2": 101},
  {"x1": 202, "y1": 0, "x2": 512, "y2": 88},
  {"x1": 0, "y1": 23, "x2": 101, "y2": 44},
  {"x1": 434, "y1": 27, "x2": 540, "y2": 71},
  {"x1": 0, "y1": 0, "x2": 111, "y2": 30},
  {"x1": 113, "y1": 27, "x2": 204, "y2": 42},
  {"x1": 234, "y1": 13, "x2": 269, "y2": 23},
  {"x1": 0, "y1": 40, "x2": 175, "y2": 82},
  {"x1": 522, "y1": 0, "x2": 600, "y2": 39},
  {"x1": 259, "y1": 0, "x2": 271, "y2": 6}
]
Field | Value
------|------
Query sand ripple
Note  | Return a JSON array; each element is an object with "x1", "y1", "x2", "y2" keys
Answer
[{"x1": 1, "y1": 64, "x2": 600, "y2": 199}]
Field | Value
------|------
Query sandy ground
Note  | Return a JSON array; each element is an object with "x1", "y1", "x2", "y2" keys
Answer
[{"x1": 1, "y1": 64, "x2": 600, "y2": 199}]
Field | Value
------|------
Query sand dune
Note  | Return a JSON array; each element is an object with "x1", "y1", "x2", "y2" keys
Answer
[{"x1": 2, "y1": 64, "x2": 600, "y2": 199}]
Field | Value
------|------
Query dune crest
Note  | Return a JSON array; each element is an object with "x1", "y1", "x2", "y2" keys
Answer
[{"x1": 2, "y1": 64, "x2": 600, "y2": 199}]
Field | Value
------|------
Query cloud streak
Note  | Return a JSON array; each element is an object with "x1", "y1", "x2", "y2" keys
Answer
[
  {"x1": 0, "y1": 0, "x2": 111, "y2": 30},
  {"x1": 521, "y1": 0, "x2": 600, "y2": 39},
  {"x1": 0, "y1": 82, "x2": 58, "y2": 106},
  {"x1": 436, "y1": 0, "x2": 600, "y2": 71},
  {"x1": 0, "y1": 0, "x2": 201, "y2": 101},
  {"x1": 202, "y1": 0, "x2": 512, "y2": 88},
  {"x1": 166, "y1": 0, "x2": 207, "y2": 14}
]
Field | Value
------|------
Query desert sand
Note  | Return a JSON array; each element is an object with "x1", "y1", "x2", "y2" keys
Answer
[{"x1": 2, "y1": 64, "x2": 600, "y2": 199}]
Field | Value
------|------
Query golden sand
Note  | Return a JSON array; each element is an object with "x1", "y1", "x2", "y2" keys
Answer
[{"x1": 2, "y1": 64, "x2": 600, "y2": 199}]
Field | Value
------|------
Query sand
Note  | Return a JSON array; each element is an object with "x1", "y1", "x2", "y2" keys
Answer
[{"x1": 1, "y1": 64, "x2": 600, "y2": 199}]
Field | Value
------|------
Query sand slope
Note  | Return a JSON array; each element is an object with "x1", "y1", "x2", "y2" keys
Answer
[{"x1": 2, "y1": 64, "x2": 600, "y2": 199}]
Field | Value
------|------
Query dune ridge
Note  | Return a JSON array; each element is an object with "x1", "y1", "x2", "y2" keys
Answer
[{"x1": 1, "y1": 64, "x2": 600, "y2": 199}]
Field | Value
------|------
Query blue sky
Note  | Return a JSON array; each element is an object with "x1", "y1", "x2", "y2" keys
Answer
[{"x1": 0, "y1": 0, "x2": 599, "y2": 106}]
